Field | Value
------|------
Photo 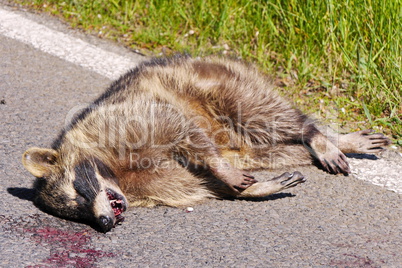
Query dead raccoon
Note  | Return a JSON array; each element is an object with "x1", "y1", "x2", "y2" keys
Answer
[{"x1": 22, "y1": 55, "x2": 390, "y2": 232}]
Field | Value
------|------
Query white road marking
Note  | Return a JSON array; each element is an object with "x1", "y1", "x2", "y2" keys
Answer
[
  {"x1": 349, "y1": 154, "x2": 402, "y2": 195},
  {"x1": 1, "y1": 8, "x2": 401, "y2": 195},
  {"x1": 0, "y1": 8, "x2": 137, "y2": 80}
]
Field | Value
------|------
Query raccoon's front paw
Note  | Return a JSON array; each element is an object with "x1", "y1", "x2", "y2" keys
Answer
[
  {"x1": 209, "y1": 161, "x2": 258, "y2": 192},
  {"x1": 234, "y1": 173, "x2": 258, "y2": 190},
  {"x1": 272, "y1": 171, "x2": 306, "y2": 189},
  {"x1": 218, "y1": 169, "x2": 258, "y2": 193},
  {"x1": 239, "y1": 171, "x2": 306, "y2": 198}
]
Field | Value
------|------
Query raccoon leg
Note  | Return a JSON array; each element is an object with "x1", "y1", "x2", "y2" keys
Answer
[
  {"x1": 303, "y1": 126, "x2": 351, "y2": 175},
  {"x1": 238, "y1": 171, "x2": 306, "y2": 198},
  {"x1": 177, "y1": 127, "x2": 257, "y2": 194},
  {"x1": 240, "y1": 115, "x2": 352, "y2": 174},
  {"x1": 316, "y1": 126, "x2": 391, "y2": 154},
  {"x1": 335, "y1": 130, "x2": 391, "y2": 154},
  {"x1": 190, "y1": 60, "x2": 348, "y2": 174},
  {"x1": 193, "y1": 151, "x2": 258, "y2": 194},
  {"x1": 207, "y1": 158, "x2": 257, "y2": 193}
]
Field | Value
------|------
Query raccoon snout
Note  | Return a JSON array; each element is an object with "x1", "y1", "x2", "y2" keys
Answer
[{"x1": 98, "y1": 215, "x2": 114, "y2": 233}]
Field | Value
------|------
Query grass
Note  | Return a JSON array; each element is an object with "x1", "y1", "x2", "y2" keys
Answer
[{"x1": 15, "y1": 0, "x2": 402, "y2": 145}]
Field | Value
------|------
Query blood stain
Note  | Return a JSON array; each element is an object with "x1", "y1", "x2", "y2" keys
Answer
[{"x1": 24, "y1": 227, "x2": 114, "y2": 267}]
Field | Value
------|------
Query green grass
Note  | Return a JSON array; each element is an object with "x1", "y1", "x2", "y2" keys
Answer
[{"x1": 16, "y1": 0, "x2": 402, "y2": 145}]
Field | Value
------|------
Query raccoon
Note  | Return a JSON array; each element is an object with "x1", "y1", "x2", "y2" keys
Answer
[{"x1": 22, "y1": 55, "x2": 390, "y2": 232}]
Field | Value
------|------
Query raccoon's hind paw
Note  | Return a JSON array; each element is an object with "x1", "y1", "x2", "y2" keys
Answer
[
  {"x1": 340, "y1": 129, "x2": 391, "y2": 154},
  {"x1": 317, "y1": 149, "x2": 351, "y2": 175},
  {"x1": 310, "y1": 133, "x2": 351, "y2": 175}
]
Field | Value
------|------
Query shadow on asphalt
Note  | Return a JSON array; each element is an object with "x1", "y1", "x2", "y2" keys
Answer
[
  {"x1": 238, "y1": 192, "x2": 295, "y2": 202},
  {"x1": 7, "y1": 187, "x2": 35, "y2": 201},
  {"x1": 345, "y1": 153, "x2": 379, "y2": 160}
]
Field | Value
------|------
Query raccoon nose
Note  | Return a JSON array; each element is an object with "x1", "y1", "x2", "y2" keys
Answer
[{"x1": 98, "y1": 215, "x2": 114, "y2": 232}]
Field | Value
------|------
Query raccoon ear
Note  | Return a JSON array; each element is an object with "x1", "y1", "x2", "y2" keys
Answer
[{"x1": 22, "y1": 147, "x2": 59, "y2": 178}]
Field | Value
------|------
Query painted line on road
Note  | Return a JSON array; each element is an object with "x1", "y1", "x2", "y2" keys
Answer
[
  {"x1": 350, "y1": 157, "x2": 402, "y2": 195},
  {"x1": 0, "y1": 8, "x2": 137, "y2": 80}
]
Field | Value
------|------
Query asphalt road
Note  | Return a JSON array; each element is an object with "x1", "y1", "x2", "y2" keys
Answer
[{"x1": 1, "y1": 3, "x2": 401, "y2": 267}]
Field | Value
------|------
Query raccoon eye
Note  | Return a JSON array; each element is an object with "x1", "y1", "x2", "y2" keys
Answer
[
  {"x1": 74, "y1": 160, "x2": 100, "y2": 202},
  {"x1": 75, "y1": 194, "x2": 87, "y2": 206}
]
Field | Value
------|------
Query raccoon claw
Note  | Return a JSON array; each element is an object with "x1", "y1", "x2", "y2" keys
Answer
[
  {"x1": 212, "y1": 163, "x2": 258, "y2": 192},
  {"x1": 353, "y1": 129, "x2": 391, "y2": 153},
  {"x1": 243, "y1": 173, "x2": 257, "y2": 183},
  {"x1": 277, "y1": 171, "x2": 306, "y2": 188},
  {"x1": 320, "y1": 155, "x2": 350, "y2": 175},
  {"x1": 232, "y1": 174, "x2": 257, "y2": 191},
  {"x1": 339, "y1": 129, "x2": 391, "y2": 154},
  {"x1": 233, "y1": 173, "x2": 258, "y2": 190}
]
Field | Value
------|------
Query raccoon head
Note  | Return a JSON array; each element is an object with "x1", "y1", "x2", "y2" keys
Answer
[{"x1": 22, "y1": 147, "x2": 127, "y2": 233}]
